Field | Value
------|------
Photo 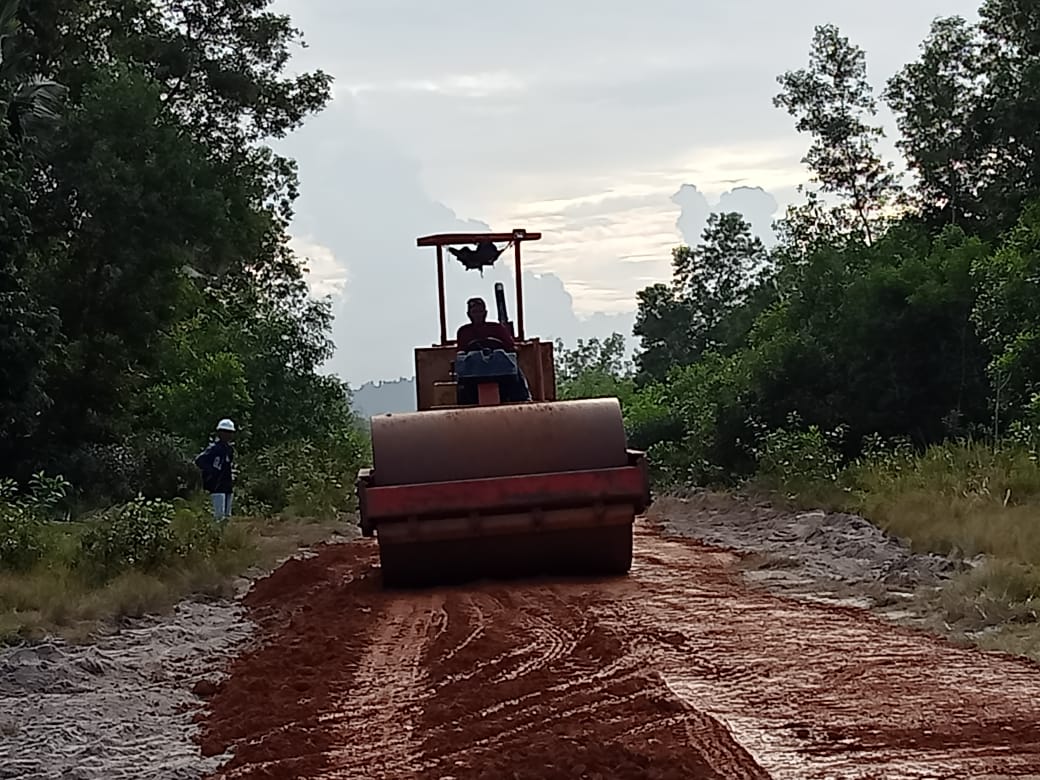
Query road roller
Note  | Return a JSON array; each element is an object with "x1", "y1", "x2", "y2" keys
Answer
[{"x1": 355, "y1": 228, "x2": 651, "y2": 587}]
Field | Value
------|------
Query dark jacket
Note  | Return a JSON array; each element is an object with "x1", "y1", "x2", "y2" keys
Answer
[
  {"x1": 456, "y1": 321, "x2": 516, "y2": 351},
  {"x1": 195, "y1": 439, "x2": 234, "y2": 494}
]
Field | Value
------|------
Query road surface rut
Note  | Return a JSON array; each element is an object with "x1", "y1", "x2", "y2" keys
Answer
[{"x1": 196, "y1": 523, "x2": 1040, "y2": 779}]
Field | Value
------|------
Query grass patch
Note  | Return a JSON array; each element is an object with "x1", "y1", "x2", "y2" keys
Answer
[
  {"x1": 856, "y1": 445, "x2": 1040, "y2": 659},
  {"x1": 929, "y1": 559, "x2": 1040, "y2": 630},
  {"x1": 862, "y1": 492, "x2": 1040, "y2": 561},
  {"x1": 753, "y1": 437, "x2": 1040, "y2": 659},
  {"x1": 903, "y1": 558, "x2": 1040, "y2": 658},
  {"x1": 0, "y1": 504, "x2": 354, "y2": 645},
  {"x1": 849, "y1": 442, "x2": 1040, "y2": 564}
]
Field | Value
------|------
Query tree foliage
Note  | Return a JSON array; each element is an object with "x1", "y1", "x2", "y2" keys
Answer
[
  {"x1": 884, "y1": 2, "x2": 1040, "y2": 235},
  {"x1": 557, "y1": 3, "x2": 1040, "y2": 489},
  {"x1": 555, "y1": 334, "x2": 634, "y2": 403},
  {"x1": 634, "y1": 213, "x2": 771, "y2": 382},
  {"x1": 774, "y1": 24, "x2": 900, "y2": 245},
  {"x1": 0, "y1": 0, "x2": 363, "y2": 513}
]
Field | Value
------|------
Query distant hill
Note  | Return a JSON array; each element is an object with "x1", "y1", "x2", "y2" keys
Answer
[{"x1": 351, "y1": 377, "x2": 417, "y2": 419}]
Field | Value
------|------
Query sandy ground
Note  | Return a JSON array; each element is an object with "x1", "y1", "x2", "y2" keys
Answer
[
  {"x1": 652, "y1": 492, "x2": 963, "y2": 586},
  {"x1": 650, "y1": 493, "x2": 967, "y2": 620},
  {"x1": 0, "y1": 600, "x2": 253, "y2": 780},
  {"x1": 1, "y1": 497, "x2": 1035, "y2": 779}
]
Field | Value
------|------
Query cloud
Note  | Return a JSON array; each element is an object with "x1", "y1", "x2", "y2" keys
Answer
[
  {"x1": 273, "y1": 100, "x2": 642, "y2": 385},
  {"x1": 290, "y1": 236, "x2": 348, "y2": 297},
  {"x1": 276, "y1": 102, "x2": 794, "y2": 387},
  {"x1": 671, "y1": 183, "x2": 781, "y2": 246},
  {"x1": 266, "y1": 0, "x2": 986, "y2": 385},
  {"x1": 340, "y1": 71, "x2": 528, "y2": 100}
]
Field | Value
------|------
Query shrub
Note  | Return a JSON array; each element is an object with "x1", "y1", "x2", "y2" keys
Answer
[
  {"x1": 134, "y1": 432, "x2": 200, "y2": 499},
  {"x1": 236, "y1": 430, "x2": 369, "y2": 518},
  {"x1": 38, "y1": 433, "x2": 198, "y2": 508},
  {"x1": 77, "y1": 496, "x2": 181, "y2": 581},
  {"x1": 752, "y1": 413, "x2": 845, "y2": 494},
  {"x1": 171, "y1": 499, "x2": 223, "y2": 558},
  {"x1": 0, "y1": 472, "x2": 71, "y2": 571},
  {"x1": 0, "y1": 504, "x2": 48, "y2": 572}
]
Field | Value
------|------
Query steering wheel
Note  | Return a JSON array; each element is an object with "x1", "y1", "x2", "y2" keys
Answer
[{"x1": 462, "y1": 336, "x2": 506, "y2": 352}]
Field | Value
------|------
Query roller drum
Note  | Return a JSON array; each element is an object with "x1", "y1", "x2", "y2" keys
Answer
[{"x1": 370, "y1": 398, "x2": 628, "y2": 486}]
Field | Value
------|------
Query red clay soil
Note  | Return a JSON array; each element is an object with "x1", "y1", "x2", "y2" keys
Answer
[{"x1": 195, "y1": 523, "x2": 1040, "y2": 779}]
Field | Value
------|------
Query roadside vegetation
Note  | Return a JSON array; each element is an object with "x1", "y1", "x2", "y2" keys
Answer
[
  {"x1": 555, "y1": 0, "x2": 1040, "y2": 657},
  {"x1": 0, "y1": 0, "x2": 368, "y2": 642},
  {"x1": 5, "y1": 0, "x2": 1040, "y2": 660}
]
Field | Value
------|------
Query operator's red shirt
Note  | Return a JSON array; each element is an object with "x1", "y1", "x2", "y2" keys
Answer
[{"x1": 456, "y1": 321, "x2": 516, "y2": 351}]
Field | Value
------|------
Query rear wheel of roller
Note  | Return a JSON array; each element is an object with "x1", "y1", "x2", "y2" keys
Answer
[{"x1": 377, "y1": 523, "x2": 633, "y2": 589}]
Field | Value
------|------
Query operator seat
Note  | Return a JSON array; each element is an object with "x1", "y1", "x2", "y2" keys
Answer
[{"x1": 455, "y1": 339, "x2": 531, "y2": 405}]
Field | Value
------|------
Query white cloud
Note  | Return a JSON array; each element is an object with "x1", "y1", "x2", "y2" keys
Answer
[
  {"x1": 266, "y1": 0, "x2": 985, "y2": 383},
  {"x1": 339, "y1": 71, "x2": 528, "y2": 99},
  {"x1": 291, "y1": 237, "x2": 348, "y2": 298}
]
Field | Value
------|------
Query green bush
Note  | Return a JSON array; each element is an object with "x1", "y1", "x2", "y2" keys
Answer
[
  {"x1": 751, "y1": 414, "x2": 845, "y2": 494},
  {"x1": 236, "y1": 429, "x2": 369, "y2": 518},
  {"x1": 134, "y1": 433, "x2": 200, "y2": 499},
  {"x1": 38, "y1": 433, "x2": 198, "y2": 508},
  {"x1": 0, "y1": 504, "x2": 48, "y2": 572},
  {"x1": 171, "y1": 499, "x2": 223, "y2": 558},
  {"x1": 0, "y1": 472, "x2": 72, "y2": 571},
  {"x1": 51, "y1": 442, "x2": 139, "y2": 506},
  {"x1": 626, "y1": 354, "x2": 758, "y2": 487},
  {"x1": 77, "y1": 496, "x2": 181, "y2": 581}
]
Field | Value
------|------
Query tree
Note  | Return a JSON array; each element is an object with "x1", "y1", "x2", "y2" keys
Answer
[
  {"x1": 28, "y1": 65, "x2": 263, "y2": 446},
  {"x1": 884, "y1": 2, "x2": 1040, "y2": 236},
  {"x1": 775, "y1": 24, "x2": 899, "y2": 245},
  {"x1": 671, "y1": 212, "x2": 770, "y2": 348},
  {"x1": 0, "y1": 0, "x2": 64, "y2": 142},
  {"x1": 11, "y1": 0, "x2": 334, "y2": 450},
  {"x1": 634, "y1": 213, "x2": 770, "y2": 382},
  {"x1": 973, "y1": 0, "x2": 1040, "y2": 232},
  {"x1": 884, "y1": 16, "x2": 986, "y2": 228},
  {"x1": 0, "y1": 0, "x2": 63, "y2": 467},
  {"x1": 0, "y1": 0, "x2": 355, "y2": 506},
  {"x1": 745, "y1": 222, "x2": 990, "y2": 446},
  {"x1": 632, "y1": 283, "x2": 689, "y2": 383},
  {"x1": 554, "y1": 333, "x2": 634, "y2": 403},
  {"x1": 972, "y1": 201, "x2": 1040, "y2": 430}
]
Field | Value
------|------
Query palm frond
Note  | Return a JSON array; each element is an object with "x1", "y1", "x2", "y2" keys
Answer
[
  {"x1": 13, "y1": 76, "x2": 67, "y2": 122},
  {"x1": 8, "y1": 76, "x2": 67, "y2": 139}
]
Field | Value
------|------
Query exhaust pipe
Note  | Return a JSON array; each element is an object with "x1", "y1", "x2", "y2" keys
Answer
[{"x1": 494, "y1": 282, "x2": 510, "y2": 324}]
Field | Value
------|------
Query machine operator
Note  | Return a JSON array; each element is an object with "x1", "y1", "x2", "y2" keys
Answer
[
  {"x1": 455, "y1": 296, "x2": 531, "y2": 402},
  {"x1": 455, "y1": 297, "x2": 515, "y2": 350}
]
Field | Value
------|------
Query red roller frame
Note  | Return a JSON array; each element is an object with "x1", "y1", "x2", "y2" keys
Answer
[{"x1": 359, "y1": 453, "x2": 650, "y2": 526}]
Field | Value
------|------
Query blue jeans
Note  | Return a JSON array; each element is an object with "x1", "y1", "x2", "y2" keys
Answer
[{"x1": 211, "y1": 493, "x2": 233, "y2": 522}]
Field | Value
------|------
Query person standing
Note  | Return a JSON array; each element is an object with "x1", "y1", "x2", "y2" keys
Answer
[{"x1": 195, "y1": 418, "x2": 235, "y2": 523}]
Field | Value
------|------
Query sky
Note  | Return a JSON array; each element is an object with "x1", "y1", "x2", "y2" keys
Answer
[{"x1": 270, "y1": 0, "x2": 982, "y2": 386}]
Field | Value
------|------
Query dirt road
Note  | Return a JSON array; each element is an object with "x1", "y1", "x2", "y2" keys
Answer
[{"x1": 196, "y1": 519, "x2": 1040, "y2": 779}]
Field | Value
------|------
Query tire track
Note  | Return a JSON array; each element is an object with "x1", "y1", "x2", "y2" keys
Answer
[
  {"x1": 594, "y1": 526, "x2": 1040, "y2": 779},
  {"x1": 436, "y1": 594, "x2": 485, "y2": 664},
  {"x1": 317, "y1": 595, "x2": 440, "y2": 778},
  {"x1": 415, "y1": 580, "x2": 766, "y2": 779}
]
